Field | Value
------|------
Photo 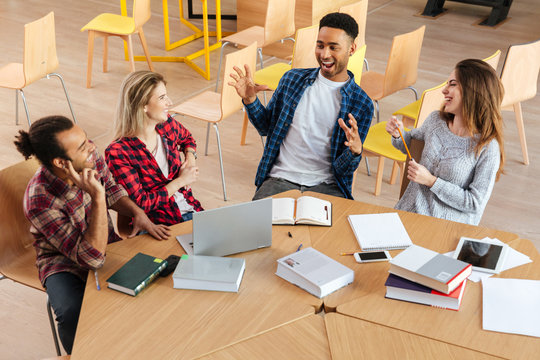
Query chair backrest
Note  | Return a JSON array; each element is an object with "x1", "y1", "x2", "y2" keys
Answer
[
  {"x1": 399, "y1": 139, "x2": 424, "y2": 199},
  {"x1": 500, "y1": 38, "x2": 540, "y2": 108},
  {"x1": 23, "y1": 12, "x2": 58, "y2": 85},
  {"x1": 483, "y1": 49, "x2": 501, "y2": 70},
  {"x1": 0, "y1": 158, "x2": 41, "y2": 289},
  {"x1": 264, "y1": 0, "x2": 296, "y2": 46},
  {"x1": 347, "y1": 44, "x2": 367, "y2": 86},
  {"x1": 133, "y1": 0, "x2": 152, "y2": 28},
  {"x1": 414, "y1": 82, "x2": 446, "y2": 128},
  {"x1": 339, "y1": 0, "x2": 368, "y2": 47},
  {"x1": 220, "y1": 42, "x2": 258, "y2": 119},
  {"x1": 291, "y1": 25, "x2": 319, "y2": 69},
  {"x1": 383, "y1": 25, "x2": 425, "y2": 97}
]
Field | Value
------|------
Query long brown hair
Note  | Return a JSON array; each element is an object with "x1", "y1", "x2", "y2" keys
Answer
[
  {"x1": 114, "y1": 71, "x2": 166, "y2": 139},
  {"x1": 440, "y1": 59, "x2": 505, "y2": 180}
]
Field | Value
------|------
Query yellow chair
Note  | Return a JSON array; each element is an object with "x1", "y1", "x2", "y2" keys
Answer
[
  {"x1": 393, "y1": 49, "x2": 502, "y2": 128},
  {"x1": 81, "y1": 0, "x2": 154, "y2": 88},
  {"x1": 0, "y1": 159, "x2": 63, "y2": 356},
  {"x1": 215, "y1": 0, "x2": 296, "y2": 91},
  {"x1": 360, "y1": 26, "x2": 426, "y2": 123},
  {"x1": 0, "y1": 12, "x2": 76, "y2": 126},
  {"x1": 171, "y1": 43, "x2": 258, "y2": 201},
  {"x1": 500, "y1": 39, "x2": 540, "y2": 165},
  {"x1": 254, "y1": 25, "x2": 319, "y2": 91},
  {"x1": 363, "y1": 82, "x2": 445, "y2": 196},
  {"x1": 347, "y1": 44, "x2": 367, "y2": 86}
]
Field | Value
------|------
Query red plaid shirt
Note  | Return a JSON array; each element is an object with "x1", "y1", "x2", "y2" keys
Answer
[
  {"x1": 105, "y1": 116, "x2": 203, "y2": 225},
  {"x1": 24, "y1": 149, "x2": 127, "y2": 286}
]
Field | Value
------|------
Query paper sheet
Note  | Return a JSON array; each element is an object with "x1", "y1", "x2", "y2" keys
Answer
[{"x1": 482, "y1": 278, "x2": 540, "y2": 337}]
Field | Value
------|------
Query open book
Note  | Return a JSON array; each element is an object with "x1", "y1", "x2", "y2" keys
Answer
[{"x1": 272, "y1": 196, "x2": 331, "y2": 226}]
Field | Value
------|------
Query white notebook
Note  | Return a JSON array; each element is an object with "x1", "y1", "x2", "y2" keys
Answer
[{"x1": 348, "y1": 212, "x2": 412, "y2": 251}]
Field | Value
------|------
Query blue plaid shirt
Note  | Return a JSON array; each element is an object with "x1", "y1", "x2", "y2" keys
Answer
[{"x1": 244, "y1": 68, "x2": 373, "y2": 199}]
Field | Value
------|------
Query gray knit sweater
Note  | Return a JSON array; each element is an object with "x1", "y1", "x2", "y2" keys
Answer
[{"x1": 392, "y1": 111, "x2": 500, "y2": 225}]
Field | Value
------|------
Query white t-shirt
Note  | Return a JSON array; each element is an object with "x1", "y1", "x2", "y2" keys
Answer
[
  {"x1": 269, "y1": 70, "x2": 347, "y2": 186},
  {"x1": 152, "y1": 134, "x2": 194, "y2": 214}
]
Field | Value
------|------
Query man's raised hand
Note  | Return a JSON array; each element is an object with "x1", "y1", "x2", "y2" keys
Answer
[{"x1": 228, "y1": 64, "x2": 269, "y2": 104}]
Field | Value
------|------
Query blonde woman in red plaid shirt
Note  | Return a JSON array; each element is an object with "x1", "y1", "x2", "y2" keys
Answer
[{"x1": 106, "y1": 71, "x2": 203, "y2": 226}]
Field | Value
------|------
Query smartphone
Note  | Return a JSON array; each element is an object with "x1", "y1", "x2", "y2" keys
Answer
[{"x1": 353, "y1": 251, "x2": 391, "y2": 263}]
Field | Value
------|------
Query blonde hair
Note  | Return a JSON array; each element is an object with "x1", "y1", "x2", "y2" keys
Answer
[
  {"x1": 114, "y1": 71, "x2": 166, "y2": 139},
  {"x1": 440, "y1": 59, "x2": 505, "y2": 180}
]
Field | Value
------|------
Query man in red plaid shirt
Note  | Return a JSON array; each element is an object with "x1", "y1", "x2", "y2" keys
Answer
[{"x1": 14, "y1": 115, "x2": 169, "y2": 354}]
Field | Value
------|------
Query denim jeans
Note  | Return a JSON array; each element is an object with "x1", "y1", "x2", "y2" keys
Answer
[
  {"x1": 252, "y1": 177, "x2": 345, "y2": 200},
  {"x1": 44, "y1": 272, "x2": 86, "y2": 354}
]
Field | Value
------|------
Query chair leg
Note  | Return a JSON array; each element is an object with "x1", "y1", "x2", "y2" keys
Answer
[
  {"x1": 389, "y1": 161, "x2": 400, "y2": 184},
  {"x1": 513, "y1": 102, "x2": 529, "y2": 165},
  {"x1": 374, "y1": 156, "x2": 384, "y2": 196},
  {"x1": 47, "y1": 73, "x2": 77, "y2": 123},
  {"x1": 257, "y1": 47, "x2": 264, "y2": 69},
  {"x1": 86, "y1": 31, "x2": 95, "y2": 88},
  {"x1": 241, "y1": 110, "x2": 249, "y2": 145},
  {"x1": 407, "y1": 86, "x2": 419, "y2": 101},
  {"x1": 364, "y1": 57, "x2": 369, "y2": 71},
  {"x1": 126, "y1": 35, "x2": 136, "y2": 72},
  {"x1": 215, "y1": 41, "x2": 230, "y2": 92},
  {"x1": 15, "y1": 90, "x2": 19, "y2": 126},
  {"x1": 19, "y1": 89, "x2": 31, "y2": 127},
  {"x1": 47, "y1": 297, "x2": 62, "y2": 356},
  {"x1": 374, "y1": 100, "x2": 380, "y2": 123},
  {"x1": 103, "y1": 36, "x2": 108, "y2": 73},
  {"x1": 213, "y1": 123, "x2": 228, "y2": 201},
  {"x1": 138, "y1": 28, "x2": 154, "y2": 71},
  {"x1": 204, "y1": 123, "x2": 211, "y2": 156},
  {"x1": 365, "y1": 156, "x2": 371, "y2": 176}
]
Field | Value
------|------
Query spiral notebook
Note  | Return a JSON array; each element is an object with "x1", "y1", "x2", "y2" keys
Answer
[{"x1": 348, "y1": 213, "x2": 412, "y2": 251}]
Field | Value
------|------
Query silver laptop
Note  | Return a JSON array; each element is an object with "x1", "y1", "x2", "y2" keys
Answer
[{"x1": 177, "y1": 198, "x2": 272, "y2": 256}]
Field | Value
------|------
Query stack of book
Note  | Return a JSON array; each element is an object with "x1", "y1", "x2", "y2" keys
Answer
[{"x1": 385, "y1": 245, "x2": 472, "y2": 311}]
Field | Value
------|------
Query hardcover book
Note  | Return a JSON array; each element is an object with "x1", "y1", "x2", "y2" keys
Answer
[
  {"x1": 389, "y1": 245, "x2": 472, "y2": 294},
  {"x1": 385, "y1": 273, "x2": 467, "y2": 311},
  {"x1": 172, "y1": 255, "x2": 246, "y2": 293},
  {"x1": 275, "y1": 247, "x2": 353, "y2": 298},
  {"x1": 106, "y1": 252, "x2": 167, "y2": 296}
]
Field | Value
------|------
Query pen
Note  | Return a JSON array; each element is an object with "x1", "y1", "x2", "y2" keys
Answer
[
  {"x1": 340, "y1": 252, "x2": 356, "y2": 256},
  {"x1": 396, "y1": 126, "x2": 412, "y2": 159},
  {"x1": 94, "y1": 270, "x2": 101, "y2": 291},
  {"x1": 296, "y1": 244, "x2": 303, "y2": 252}
]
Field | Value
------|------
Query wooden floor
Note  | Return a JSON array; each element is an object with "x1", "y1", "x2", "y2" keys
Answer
[{"x1": 1, "y1": 0, "x2": 539, "y2": 358}]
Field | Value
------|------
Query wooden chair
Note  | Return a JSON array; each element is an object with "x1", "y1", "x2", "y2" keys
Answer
[
  {"x1": 215, "y1": 0, "x2": 296, "y2": 91},
  {"x1": 339, "y1": 0, "x2": 369, "y2": 69},
  {"x1": 499, "y1": 38, "x2": 540, "y2": 165},
  {"x1": 399, "y1": 139, "x2": 425, "y2": 198},
  {"x1": 81, "y1": 0, "x2": 154, "y2": 88},
  {"x1": 0, "y1": 158, "x2": 63, "y2": 356},
  {"x1": 359, "y1": 26, "x2": 426, "y2": 123},
  {"x1": 362, "y1": 82, "x2": 445, "y2": 196},
  {"x1": 171, "y1": 43, "x2": 258, "y2": 201},
  {"x1": 393, "y1": 49, "x2": 502, "y2": 128},
  {"x1": 0, "y1": 12, "x2": 77, "y2": 126}
]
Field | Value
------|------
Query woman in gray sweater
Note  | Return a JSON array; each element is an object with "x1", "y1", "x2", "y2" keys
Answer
[{"x1": 386, "y1": 59, "x2": 504, "y2": 225}]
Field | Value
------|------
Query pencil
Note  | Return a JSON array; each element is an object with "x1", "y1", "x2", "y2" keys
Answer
[
  {"x1": 340, "y1": 252, "x2": 356, "y2": 256},
  {"x1": 396, "y1": 127, "x2": 412, "y2": 159}
]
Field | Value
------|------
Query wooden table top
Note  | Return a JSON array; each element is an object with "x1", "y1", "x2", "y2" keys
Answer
[
  {"x1": 71, "y1": 218, "x2": 321, "y2": 359},
  {"x1": 325, "y1": 313, "x2": 502, "y2": 360},
  {"x1": 336, "y1": 238, "x2": 540, "y2": 359},
  {"x1": 200, "y1": 314, "x2": 331, "y2": 360},
  {"x1": 71, "y1": 190, "x2": 529, "y2": 359}
]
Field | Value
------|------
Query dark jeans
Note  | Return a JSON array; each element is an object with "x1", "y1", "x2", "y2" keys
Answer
[
  {"x1": 253, "y1": 177, "x2": 346, "y2": 200},
  {"x1": 182, "y1": 211, "x2": 193, "y2": 222},
  {"x1": 45, "y1": 272, "x2": 86, "y2": 354}
]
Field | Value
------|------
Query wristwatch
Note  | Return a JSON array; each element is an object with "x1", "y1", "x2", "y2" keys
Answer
[{"x1": 186, "y1": 149, "x2": 197, "y2": 160}]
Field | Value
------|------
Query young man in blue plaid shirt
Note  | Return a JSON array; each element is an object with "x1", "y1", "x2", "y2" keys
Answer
[{"x1": 229, "y1": 12, "x2": 373, "y2": 200}]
